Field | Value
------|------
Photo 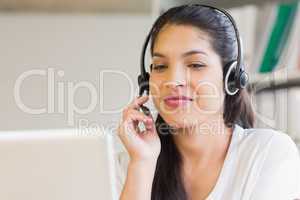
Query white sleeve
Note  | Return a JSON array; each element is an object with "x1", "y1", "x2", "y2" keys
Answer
[
  {"x1": 250, "y1": 133, "x2": 300, "y2": 200},
  {"x1": 115, "y1": 151, "x2": 130, "y2": 199}
]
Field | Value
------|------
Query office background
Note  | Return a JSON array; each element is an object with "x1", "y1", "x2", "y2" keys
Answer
[{"x1": 0, "y1": 0, "x2": 299, "y2": 149}]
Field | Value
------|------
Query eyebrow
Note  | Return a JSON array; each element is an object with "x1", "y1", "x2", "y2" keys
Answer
[{"x1": 152, "y1": 50, "x2": 207, "y2": 58}]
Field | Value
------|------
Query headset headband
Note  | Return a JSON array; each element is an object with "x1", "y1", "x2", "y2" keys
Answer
[{"x1": 139, "y1": 4, "x2": 246, "y2": 96}]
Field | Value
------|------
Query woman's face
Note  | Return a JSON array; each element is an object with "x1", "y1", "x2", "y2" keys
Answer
[{"x1": 149, "y1": 24, "x2": 225, "y2": 129}]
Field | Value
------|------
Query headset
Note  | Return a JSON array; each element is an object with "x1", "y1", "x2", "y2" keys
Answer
[{"x1": 138, "y1": 4, "x2": 249, "y2": 97}]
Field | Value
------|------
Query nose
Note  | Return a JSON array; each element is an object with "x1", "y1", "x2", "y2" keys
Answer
[
  {"x1": 164, "y1": 80, "x2": 186, "y2": 89},
  {"x1": 164, "y1": 65, "x2": 187, "y2": 89}
]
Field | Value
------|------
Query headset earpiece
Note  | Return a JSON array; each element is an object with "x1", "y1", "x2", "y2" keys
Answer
[
  {"x1": 138, "y1": 72, "x2": 150, "y2": 96},
  {"x1": 239, "y1": 69, "x2": 249, "y2": 89},
  {"x1": 225, "y1": 61, "x2": 239, "y2": 96},
  {"x1": 225, "y1": 61, "x2": 249, "y2": 96}
]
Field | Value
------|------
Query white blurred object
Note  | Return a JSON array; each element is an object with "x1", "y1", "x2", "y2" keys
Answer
[
  {"x1": 0, "y1": 128, "x2": 117, "y2": 200},
  {"x1": 288, "y1": 88, "x2": 300, "y2": 142}
]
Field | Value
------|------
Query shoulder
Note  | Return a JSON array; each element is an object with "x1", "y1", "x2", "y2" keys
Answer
[
  {"x1": 237, "y1": 126, "x2": 300, "y2": 171},
  {"x1": 235, "y1": 125, "x2": 299, "y2": 158},
  {"x1": 233, "y1": 125, "x2": 300, "y2": 175},
  {"x1": 249, "y1": 127, "x2": 299, "y2": 166},
  {"x1": 235, "y1": 126, "x2": 300, "y2": 198}
]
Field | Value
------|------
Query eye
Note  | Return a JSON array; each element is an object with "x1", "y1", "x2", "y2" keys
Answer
[
  {"x1": 188, "y1": 63, "x2": 206, "y2": 69},
  {"x1": 152, "y1": 64, "x2": 167, "y2": 71}
]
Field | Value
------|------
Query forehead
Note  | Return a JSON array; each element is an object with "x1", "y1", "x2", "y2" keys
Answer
[{"x1": 152, "y1": 24, "x2": 213, "y2": 54}]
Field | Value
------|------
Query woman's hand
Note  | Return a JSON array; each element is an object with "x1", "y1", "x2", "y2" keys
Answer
[{"x1": 117, "y1": 95, "x2": 161, "y2": 163}]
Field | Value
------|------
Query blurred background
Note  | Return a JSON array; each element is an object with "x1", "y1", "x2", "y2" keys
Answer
[{"x1": 0, "y1": 0, "x2": 299, "y2": 149}]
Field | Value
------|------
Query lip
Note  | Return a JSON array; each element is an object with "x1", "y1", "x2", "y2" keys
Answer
[{"x1": 163, "y1": 95, "x2": 193, "y2": 108}]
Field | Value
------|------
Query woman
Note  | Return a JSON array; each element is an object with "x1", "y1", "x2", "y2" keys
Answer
[{"x1": 116, "y1": 4, "x2": 300, "y2": 200}]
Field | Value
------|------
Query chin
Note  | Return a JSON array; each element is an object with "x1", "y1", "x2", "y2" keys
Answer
[
  {"x1": 168, "y1": 113, "x2": 211, "y2": 128},
  {"x1": 161, "y1": 115, "x2": 193, "y2": 129}
]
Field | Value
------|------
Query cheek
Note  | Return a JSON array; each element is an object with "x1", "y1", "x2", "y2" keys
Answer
[
  {"x1": 191, "y1": 72, "x2": 225, "y2": 113},
  {"x1": 149, "y1": 78, "x2": 163, "y2": 107}
]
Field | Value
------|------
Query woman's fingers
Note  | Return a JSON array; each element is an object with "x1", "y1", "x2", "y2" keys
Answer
[
  {"x1": 117, "y1": 95, "x2": 161, "y2": 162},
  {"x1": 122, "y1": 95, "x2": 151, "y2": 129},
  {"x1": 123, "y1": 109, "x2": 153, "y2": 133},
  {"x1": 117, "y1": 95, "x2": 156, "y2": 152},
  {"x1": 126, "y1": 95, "x2": 149, "y2": 111}
]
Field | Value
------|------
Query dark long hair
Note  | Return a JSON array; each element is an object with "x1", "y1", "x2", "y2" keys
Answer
[{"x1": 149, "y1": 4, "x2": 255, "y2": 200}]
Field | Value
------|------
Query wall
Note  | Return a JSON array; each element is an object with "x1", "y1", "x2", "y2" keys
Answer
[{"x1": 0, "y1": 13, "x2": 153, "y2": 132}]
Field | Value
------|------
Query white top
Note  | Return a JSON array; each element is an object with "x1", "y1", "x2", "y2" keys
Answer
[{"x1": 115, "y1": 124, "x2": 300, "y2": 200}]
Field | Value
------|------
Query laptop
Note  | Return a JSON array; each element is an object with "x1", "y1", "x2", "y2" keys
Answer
[{"x1": 0, "y1": 128, "x2": 117, "y2": 200}]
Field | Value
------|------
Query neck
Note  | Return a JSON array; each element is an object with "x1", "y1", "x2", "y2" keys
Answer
[{"x1": 172, "y1": 117, "x2": 234, "y2": 166}]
